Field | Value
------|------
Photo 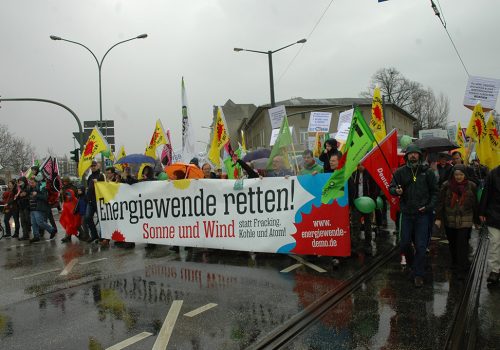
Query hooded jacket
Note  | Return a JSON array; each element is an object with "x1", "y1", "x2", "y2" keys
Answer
[
  {"x1": 318, "y1": 138, "x2": 343, "y2": 173},
  {"x1": 389, "y1": 145, "x2": 438, "y2": 214}
]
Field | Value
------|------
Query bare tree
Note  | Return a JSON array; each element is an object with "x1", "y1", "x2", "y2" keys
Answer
[
  {"x1": 362, "y1": 67, "x2": 450, "y2": 134},
  {"x1": 0, "y1": 123, "x2": 36, "y2": 173}
]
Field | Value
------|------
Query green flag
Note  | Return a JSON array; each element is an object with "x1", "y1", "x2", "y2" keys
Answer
[
  {"x1": 266, "y1": 115, "x2": 293, "y2": 169},
  {"x1": 321, "y1": 108, "x2": 375, "y2": 203}
]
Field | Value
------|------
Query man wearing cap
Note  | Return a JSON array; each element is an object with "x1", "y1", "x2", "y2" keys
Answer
[
  {"x1": 389, "y1": 144, "x2": 438, "y2": 287},
  {"x1": 85, "y1": 161, "x2": 105, "y2": 243}
]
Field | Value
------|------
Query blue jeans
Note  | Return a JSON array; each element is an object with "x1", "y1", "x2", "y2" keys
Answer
[
  {"x1": 30, "y1": 211, "x2": 56, "y2": 239},
  {"x1": 400, "y1": 212, "x2": 430, "y2": 277},
  {"x1": 85, "y1": 203, "x2": 100, "y2": 241}
]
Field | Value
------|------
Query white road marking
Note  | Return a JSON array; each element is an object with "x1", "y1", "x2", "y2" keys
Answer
[
  {"x1": 184, "y1": 303, "x2": 217, "y2": 317},
  {"x1": 105, "y1": 332, "x2": 153, "y2": 350},
  {"x1": 79, "y1": 258, "x2": 108, "y2": 265},
  {"x1": 152, "y1": 300, "x2": 183, "y2": 350},
  {"x1": 60, "y1": 258, "x2": 79, "y2": 276},
  {"x1": 13, "y1": 268, "x2": 61, "y2": 280},
  {"x1": 289, "y1": 255, "x2": 327, "y2": 273},
  {"x1": 280, "y1": 263, "x2": 303, "y2": 273}
]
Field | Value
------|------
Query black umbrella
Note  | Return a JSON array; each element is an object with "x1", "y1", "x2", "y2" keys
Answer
[
  {"x1": 242, "y1": 148, "x2": 271, "y2": 162},
  {"x1": 412, "y1": 137, "x2": 459, "y2": 153}
]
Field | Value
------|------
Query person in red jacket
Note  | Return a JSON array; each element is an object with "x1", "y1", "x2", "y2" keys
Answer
[{"x1": 59, "y1": 189, "x2": 81, "y2": 243}]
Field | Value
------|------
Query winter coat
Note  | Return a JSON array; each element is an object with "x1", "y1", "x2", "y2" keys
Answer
[
  {"x1": 435, "y1": 180, "x2": 478, "y2": 228},
  {"x1": 28, "y1": 183, "x2": 51, "y2": 213},
  {"x1": 348, "y1": 170, "x2": 380, "y2": 205},
  {"x1": 479, "y1": 166, "x2": 500, "y2": 229},
  {"x1": 389, "y1": 162, "x2": 438, "y2": 215},
  {"x1": 59, "y1": 189, "x2": 81, "y2": 235},
  {"x1": 87, "y1": 170, "x2": 105, "y2": 205}
]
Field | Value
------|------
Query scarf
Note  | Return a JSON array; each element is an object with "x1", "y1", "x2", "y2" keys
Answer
[{"x1": 449, "y1": 178, "x2": 468, "y2": 208}]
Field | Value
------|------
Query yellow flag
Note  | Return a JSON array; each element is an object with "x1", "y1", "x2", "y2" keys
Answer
[
  {"x1": 465, "y1": 102, "x2": 487, "y2": 142},
  {"x1": 370, "y1": 87, "x2": 387, "y2": 143},
  {"x1": 313, "y1": 132, "x2": 322, "y2": 157},
  {"x1": 78, "y1": 128, "x2": 108, "y2": 177},
  {"x1": 482, "y1": 113, "x2": 500, "y2": 169},
  {"x1": 455, "y1": 122, "x2": 467, "y2": 158},
  {"x1": 145, "y1": 119, "x2": 168, "y2": 158},
  {"x1": 114, "y1": 145, "x2": 127, "y2": 172},
  {"x1": 208, "y1": 107, "x2": 230, "y2": 166},
  {"x1": 241, "y1": 130, "x2": 247, "y2": 152}
]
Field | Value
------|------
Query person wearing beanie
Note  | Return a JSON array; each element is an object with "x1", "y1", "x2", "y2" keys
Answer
[
  {"x1": 435, "y1": 164, "x2": 478, "y2": 278},
  {"x1": 318, "y1": 138, "x2": 342, "y2": 173},
  {"x1": 389, "y1": 143, "x2": 438, "y2": 287}
]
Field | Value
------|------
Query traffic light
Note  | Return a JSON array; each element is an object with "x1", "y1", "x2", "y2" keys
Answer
[{"x1": 70, "y1": 148, "x2": 80, "y2": 163}]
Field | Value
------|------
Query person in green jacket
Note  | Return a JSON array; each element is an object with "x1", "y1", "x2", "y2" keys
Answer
[{"x1": 299, "y1": 150, "x2": 323, "y2": 175}]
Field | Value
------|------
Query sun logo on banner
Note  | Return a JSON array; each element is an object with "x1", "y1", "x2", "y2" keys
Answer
[
  {"x1": 171, "y1": 179, "x2": 191, "y2": 190},
  {"x1": 95, "y1": 182, "x2": 121, "y2": 204}
]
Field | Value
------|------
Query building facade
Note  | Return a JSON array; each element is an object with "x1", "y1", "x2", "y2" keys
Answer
[{"x1": 238, "y1": 97, "x2": 416, "y2": 151}]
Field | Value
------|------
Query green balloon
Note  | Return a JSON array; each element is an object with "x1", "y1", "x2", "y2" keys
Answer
[
  {"x1": 354, "y1": 196, "x2": 376, "y2": 214},
  {"x1": 376, "y1": 196, "x2": 384, "y2": 209},
  {"x1": 400, "y1": 135, "x2": 413, "y2": 149},
  {"x1": 157, "y1": 172, "x2": 168, "y2": 180},
  {"x1": 101, "y1": 149, "x2": 111, "y2": 157}
]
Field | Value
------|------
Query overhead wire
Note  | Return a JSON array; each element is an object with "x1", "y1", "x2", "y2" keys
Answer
[
  {"x1": 276, "y1": 0, "x2": 335, "y2": 85},
  {"x1": 430, "y1": 0, "x2": 469, "y2": 77}
]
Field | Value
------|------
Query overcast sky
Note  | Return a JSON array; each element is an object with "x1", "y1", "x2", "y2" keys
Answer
[{"x1": 1, "y1": 0, "x2": 499, "y2": 158}]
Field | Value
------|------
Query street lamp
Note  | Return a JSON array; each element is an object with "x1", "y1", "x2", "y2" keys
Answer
[
  {"x1": 234, "y1": 38, "x2": 306, "y2": 107},
  {"x1": 50, "y1": 33, "x2": 147, "y2": 134}
]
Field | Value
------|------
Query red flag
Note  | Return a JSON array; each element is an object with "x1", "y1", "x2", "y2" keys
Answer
[{"x1": 361, "y1": 129, "x2": 400, "y2": 221}]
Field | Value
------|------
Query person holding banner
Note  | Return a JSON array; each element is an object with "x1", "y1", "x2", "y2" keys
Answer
[
  {"x1": 266, "y1": 156, "x2": 293, "y2": 177},
  {"x1": 299, "y1": 150, "x2": 323, "y2": 175},
  {"x1": 319, "y1": 138, "x2": 342, "y2": 173},
  {"x1": 389, "y1": 144, "x2": 438, "y2": 288},
  {"x1": 348, "y1": 164, "x2": 380, "y2": 254},
  {"x1": 85, "y1": 161, "x2": 105, "y2": 243}
]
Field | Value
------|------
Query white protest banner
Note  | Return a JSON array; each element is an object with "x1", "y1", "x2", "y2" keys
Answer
[
  {"x1": 269, "y1": 126, "x2": 294, "y2": 146},
  {"x1": 95, "y1": 174, "x2": 351, "y2": 256},
  {"x1": 463, "y1": 75, "x2": 500, "y2": 111},
  {"x1": 268, "y1": 105, "x2": 287, "y2": 129},
  {"x1": 338, "y1": 108, "x2": 354, "y2": 130},
  {"x1": 336, "y1": 122, "x2": 351, "y2": 143},
  {"x1": 308, "y1": 112, "x2": 332, "y2": 132}
]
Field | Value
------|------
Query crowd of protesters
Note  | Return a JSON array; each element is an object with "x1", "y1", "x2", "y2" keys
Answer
[{"x1": 1, "y1": 138, "x2": 499, "y2": 287}]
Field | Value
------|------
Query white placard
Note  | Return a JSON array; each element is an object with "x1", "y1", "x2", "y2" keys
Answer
[
  {"x1": 336, "y1": 122, "x2": 351, "y2": 142},
  {"x1": 268, "y1": 105, "x2": 287, "y2": 129},
  {"x1": 308, "y1": 112, "x2": 332, "y2": 132},
  {"x1": 338, "y1": 108, "x2": 354, "y2": 131},
  {"x1": 463, "y1": 75, "x2": 500, "y2": 111},
  {"x1": 269, "y1": 127, "x2": 294, "y2": 146}
]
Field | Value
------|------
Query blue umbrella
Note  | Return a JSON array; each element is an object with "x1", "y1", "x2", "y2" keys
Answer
[{"x1": 115, "y1": 154, "x2": 156, "y2": 165}]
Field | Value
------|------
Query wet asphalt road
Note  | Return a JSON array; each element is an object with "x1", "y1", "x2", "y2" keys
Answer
[{"x1": 0, "y1": 215, "x2": 499, "y2": 350}]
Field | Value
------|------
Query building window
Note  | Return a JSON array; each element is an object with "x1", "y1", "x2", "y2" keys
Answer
[{"x1": 299, "y1": 128, "x2": 308, "y2": 146}]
